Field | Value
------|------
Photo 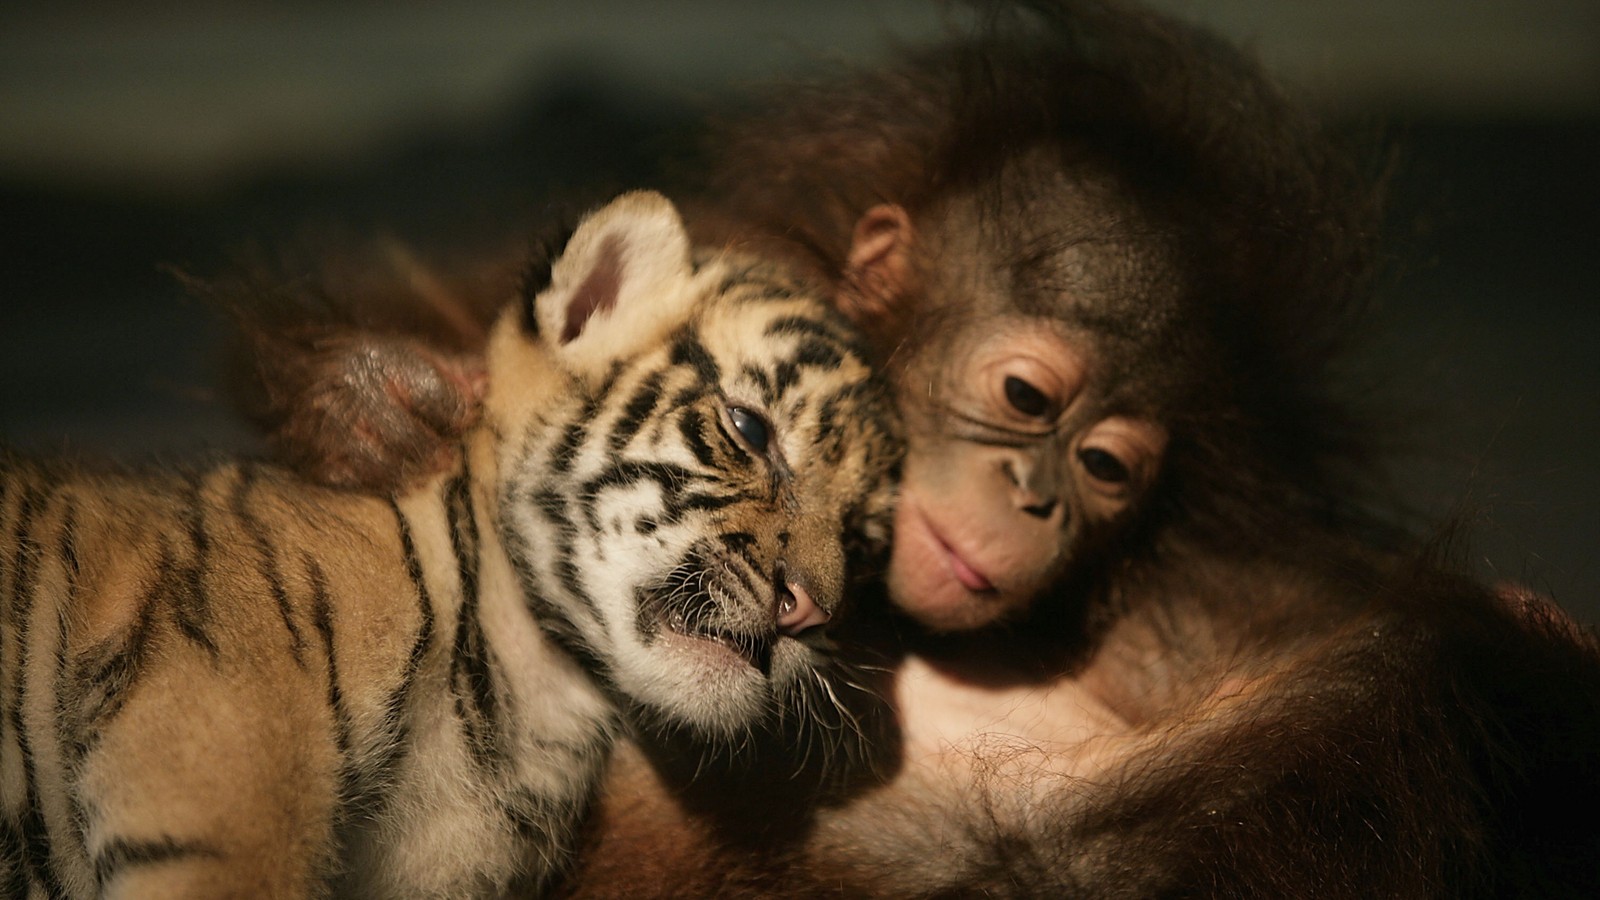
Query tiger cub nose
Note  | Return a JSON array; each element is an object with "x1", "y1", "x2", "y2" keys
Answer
[{"x1": 776, "y1": 580, "x2": 830, "y2": 636}]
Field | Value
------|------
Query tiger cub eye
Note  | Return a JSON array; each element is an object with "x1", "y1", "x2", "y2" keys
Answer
[{"x1": 727, "y1": 406, "x2": 771, "y2": 453}]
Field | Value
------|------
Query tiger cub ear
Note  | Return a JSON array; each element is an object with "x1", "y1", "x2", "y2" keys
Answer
[{"x1": 531, "y1": 191, "x2": 698, "y2": 379}]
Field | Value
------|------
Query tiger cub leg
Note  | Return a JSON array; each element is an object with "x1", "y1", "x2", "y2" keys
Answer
[{"x1": 71, "y1": 652, "x2": 342, "y2": 899}]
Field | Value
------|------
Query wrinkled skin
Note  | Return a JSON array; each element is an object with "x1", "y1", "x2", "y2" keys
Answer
[{"x1": 268, "y1": 334, "x2": 486, "y2": 488}]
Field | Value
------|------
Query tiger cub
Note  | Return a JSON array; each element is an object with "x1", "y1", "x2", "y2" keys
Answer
[{"x1": 0, "y1": 191, "x2": 899, "y2": 898}]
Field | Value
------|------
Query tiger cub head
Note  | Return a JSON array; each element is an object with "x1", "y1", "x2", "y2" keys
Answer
[{"x1": 476, "y1": 191, "x2": 899, "y2": 736}]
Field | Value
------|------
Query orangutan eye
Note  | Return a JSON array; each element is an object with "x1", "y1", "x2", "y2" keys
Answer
[
  {"x1": 1003, "y1": 376, "x2": 1052, "y2": 418},
  {"x1": 726, "y1": 406, "x2": 771, "y2": 453},
  {"x1": 1078, "y1": 447, "x2": 1131, "y2": 484}
]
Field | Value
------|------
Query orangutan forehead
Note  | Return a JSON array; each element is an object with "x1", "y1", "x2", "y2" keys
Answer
[{"x1": 926, "y1": 167, "x2": 1190, "y2": 345}]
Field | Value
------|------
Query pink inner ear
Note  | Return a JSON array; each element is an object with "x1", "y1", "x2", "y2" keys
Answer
[{"x1": 561, "y1": 234, "x2": 623, "y2": 343}]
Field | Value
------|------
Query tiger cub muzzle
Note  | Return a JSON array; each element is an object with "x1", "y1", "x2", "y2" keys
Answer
[{"x1": 637, "y1": 539, "x2": 833, "y2": 675}]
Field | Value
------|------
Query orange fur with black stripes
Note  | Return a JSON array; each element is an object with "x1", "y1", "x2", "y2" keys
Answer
[{"x1": 0, "y1": 193, "x2": 897, "y2": 898}]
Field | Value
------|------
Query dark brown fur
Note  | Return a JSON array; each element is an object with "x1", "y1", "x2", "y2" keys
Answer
[
  {"x1": 694, "y1": 0, "x2": 1386, "y2": 538},
  {"x1": 224, "y1": 1, "x2": 1600, "y2": 896},
  {"x1": 202, "y1": 239, "x2": 519, "y2": 490},
  {"x1": 568, "y1": 541, "x2": 1600, "y2": 898}
]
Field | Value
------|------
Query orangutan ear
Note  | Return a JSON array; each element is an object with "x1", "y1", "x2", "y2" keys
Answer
[{"x1": 840, "y1": 204, "x2": 915, "y2": 324}]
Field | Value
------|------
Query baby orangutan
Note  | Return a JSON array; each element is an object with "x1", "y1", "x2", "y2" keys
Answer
[{"x1": 231, "y1": 1, "x2": 1600, "y2": 895}]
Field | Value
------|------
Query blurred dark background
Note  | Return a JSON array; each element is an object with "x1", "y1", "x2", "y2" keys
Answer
[{"x1": 2, "y1": 2, "x2": 1596, "y2": 621}]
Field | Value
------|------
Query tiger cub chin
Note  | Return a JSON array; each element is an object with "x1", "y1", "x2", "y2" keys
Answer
[{"x1": 0, "y1": 191, "x2": 899, "y2": 898}]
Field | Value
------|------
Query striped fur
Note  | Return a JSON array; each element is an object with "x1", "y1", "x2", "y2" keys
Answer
[{"x1": 0, "y1": 193, "x2": 898, "y2": 898}]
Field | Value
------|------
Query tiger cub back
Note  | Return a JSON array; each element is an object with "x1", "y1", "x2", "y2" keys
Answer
[{"x1": 0, "y1": 191, "x2": 899, "y2": 898}]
